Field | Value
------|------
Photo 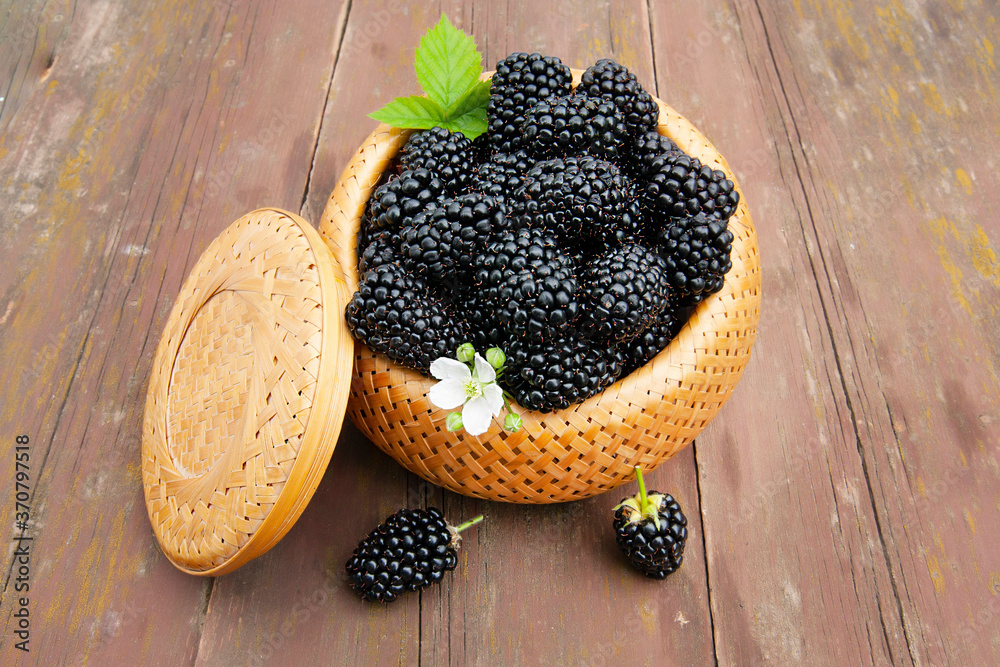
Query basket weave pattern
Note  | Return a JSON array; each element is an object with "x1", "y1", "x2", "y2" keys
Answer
[
  {"x1": 319, "y1": 94, "x2": 761, "y2": 504},
  {"x1": 143, "y1": 209, "x2": 350, "y2": 573}
]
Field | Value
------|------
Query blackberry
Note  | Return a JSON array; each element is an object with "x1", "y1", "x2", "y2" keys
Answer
[
  {"x1": 614, "y1": 467, "x2": 687, "y2": 579},
  {"x1": 345, "y1": 261, "x2": 470, "y2": 373},
  {"x1": 521, "y1": 94, "x2": 629, "y2": 160},
  {"x1": 369, "y1": 168, "x2": 445, "y2": 229},
  {"x1": 629, "y1": 131, "x2": 680, "y2": 180},
  {"x1": 487, "y1": 52, "x2": 573, "y2": 153},
  {"x1": 622, "y1": 308, "x2": 681, "y2": 373},
  {"x1": 458, "y1": 227, "x2": 545, "y2": 346},
  {"x1": 399, "y1": 127, "x2": 476, "y2": 193},
  {"x1": 580, "y1": 243, "x2": 671, "y2": 344},
  {"x1": 655, "y1": 212, "x2": 734, "y2": 299},
  {"x1": 644, "y1": 152, "x2": 740, "y2": 221},
  {"x1": 497, "y1": 230, "x2": 580, "y2": 342},
  {"x1": 503, "y1": 335, "x2": 625, "y2": 412},
  {"x1": 400, "y1": 193, "x2": 505, "y2": 284},
  {"x1": 345, "y1": 508, "x2": 483, "y2": 603},
  {"x1": 578, "y1": 59, "x2": 659, "y2": 139},
  {"x1": 516, "y1": 156, "x2": 629, "y2": 253},
  {"x1": 471, "y1": 150, "x2": 535, "y2": 204},
  {"x1": 358, "y1": 227, "x2": 398, "y2": 276}
]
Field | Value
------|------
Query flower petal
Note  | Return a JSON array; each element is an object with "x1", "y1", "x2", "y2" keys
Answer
[
  {"x1": 482, "y1": 382, "x2": 505, "y2": 414},
  {"x1": 472, "y1": 353, "x2": 496, "y2": 384},
  {"x1": 462, "y1": 396, "x2": 493, "y2": 436},
  {"x1": 430, "y1": 357, "x2": 472, "y2": 381},
  {"x1": 429, "y1": 379, "x2": 467, "y2": 409}
]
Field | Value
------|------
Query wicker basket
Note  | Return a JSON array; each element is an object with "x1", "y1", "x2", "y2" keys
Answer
[{"x1": 319, "y1": 79, "x2": 761, "y2": 504}]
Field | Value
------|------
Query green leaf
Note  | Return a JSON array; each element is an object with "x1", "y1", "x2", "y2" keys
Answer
[
  {"x1": 445, "y1": 78, "x2": 491, "y2": 117},
  {"x1": 369, "y1": 95, "x2": 447, "y2": 129},
  {"x1": 440, "y1": 106, "x2": 488, "y2": 139},
  {"x1": 415, "y1": 15, "x2": 483, "y2": 110}
]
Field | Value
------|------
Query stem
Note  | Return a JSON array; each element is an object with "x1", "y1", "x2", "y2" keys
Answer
[
  {"x1": 454, "y1": 515, "x2": 484, "y2": 533},
  {"x1": 634, "y1": 466, "x2": 660, "y2": 531}
]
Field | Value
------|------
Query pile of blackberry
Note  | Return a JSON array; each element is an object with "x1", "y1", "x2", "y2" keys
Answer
[{"x1": 347, "y1": 54, "x2": 739, "y2": 412}]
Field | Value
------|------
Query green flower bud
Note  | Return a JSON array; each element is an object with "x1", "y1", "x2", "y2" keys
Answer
[
  {"x1": 456, "y1": 343, "x2": 475, "y2": 363},
  {"x1": 446, "y1": 412, "x2": 464, "y2": 432},
  {"x1": 503, "y1": 412, "x2": 523, "y2": 432},
  {"x1": 486, "y1": 347, "x2": 506, "y2": 369}
]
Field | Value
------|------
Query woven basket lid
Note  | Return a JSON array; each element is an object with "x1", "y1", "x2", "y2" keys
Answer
[{"x1": 141, "y1": 208, "x2": 354, "y2": 576}]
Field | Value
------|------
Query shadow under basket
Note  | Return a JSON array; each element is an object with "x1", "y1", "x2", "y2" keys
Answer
[{"x1": 319, "y1": 96, "x2": 762, "y2": 504}]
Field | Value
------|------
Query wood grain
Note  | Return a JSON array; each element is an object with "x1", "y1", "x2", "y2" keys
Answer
[
  {"x1": 2, "y1": 0, "x2": 997, "y2": 664},
  {"x1": 0, "y1": 0, "x2": 347, "y2": 663}
]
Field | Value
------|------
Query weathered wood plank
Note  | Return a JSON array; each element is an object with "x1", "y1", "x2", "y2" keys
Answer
[
  {"x1": 648, "y1": 0, "x2": 1000, "y2": 664},
  {"x1": 0, "y1": 0, "x2": 347, "y2": 663},
  {"x1": 738, "y1": 1, "x2": 1000, "y2": 663},
  {"x1": 648, "y1": 1, "x2": 911, "y2": 664}
]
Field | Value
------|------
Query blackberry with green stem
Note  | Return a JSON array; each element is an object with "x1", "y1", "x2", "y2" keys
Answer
[
  {"x1": 613, "y1": 466, "x2": 687, "y2": 579},
  {"x1": 346, "y1": 508, "x2": 484, "y2": 603}
]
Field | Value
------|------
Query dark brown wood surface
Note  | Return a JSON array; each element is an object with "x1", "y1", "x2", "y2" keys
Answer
[{"x1": 1, "y1": 0, "x2": 997, "y2": 664}]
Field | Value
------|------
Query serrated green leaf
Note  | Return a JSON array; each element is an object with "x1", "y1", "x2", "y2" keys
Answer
[
  {"x1": 369, "y1": 95, "x2": 447, "y2": 129},
  {"x1": 440, "y1": 107, "x2": 488, "y2": 139},
  {"x1": 414, "y1": 15, "x2": 482, "y2": 110},
  {"x1": 445, "y1": 78, "x2": 491, "y2": 117}
]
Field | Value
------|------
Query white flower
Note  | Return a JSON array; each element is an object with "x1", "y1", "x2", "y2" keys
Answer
[{"x1": 429, "y1": 353, "x2": 505, "y2": 436}]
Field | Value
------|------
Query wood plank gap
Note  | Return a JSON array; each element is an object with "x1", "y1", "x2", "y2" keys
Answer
[
  {"x1": 644, "y1": 0, "x2": 659, "y2": 96},
  {"x1": 691, "y1": 439, "x2": 721, "y2": 667},
  {"x1": 299, "y1": 0, "x2": 353, "y2": 219},
  {"x1": 744, "y1": 1, "x2": 917, "y2": 663},
  {"x1": 189, "y1": 578, "x2": 216, "y2": 667}
]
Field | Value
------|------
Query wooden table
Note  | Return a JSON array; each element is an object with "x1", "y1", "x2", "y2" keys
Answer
[{"x1": 2, "y1": 1, "x2": 998, "y2": 664}]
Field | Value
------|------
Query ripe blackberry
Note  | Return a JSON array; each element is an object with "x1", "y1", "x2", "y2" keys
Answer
[
  {"x1": 622, "y1": 307, "x2": 681, "y2": 373},
  {"x1": 400, "y1": 193, "x2": 505, "y2": 284},
  {"x1": 488, "y1": 52, "x2": 573, "y2": 153},
  {"x1": 369, "y1": 168, "x2": 445, "y2": 229},
  {"x1": 503, "y1": 335, "x2": 625, "y2": 412},
  {"x1": 471, "y1": 150, "x2": 535, "y2": 203},
  {"x1": 399, "y1": 127, "x2": 476, "y2": 193},
  {"x1": 580, "y1": 244, "x2": 671, "y2": 344},
  {"x1": 516, "y1": 156, "x2": 629, "y2": 253},
  {"x1": 614, "y1": 467, "x2": 687, "y2": 579},
  {"x1": 521, "y1": 94, "x2": 629, "y2": 160},
  {"x1": 345, "y1": 508, "x2": 483, "y2": 603},
  {"x1": 578, "y1": 59, "x2": 658, "y2": 139},
  {"x1": 644, "y1": 152, "x2": 740, "y2": 221},
  {"x1": 345, "y1": 262, "x2": 470, "y2": 373},
  {"x1": 629, "y1": 131, "x2": 680, "y2": 179},
  {"x1": 497, "y1": 230, "x2": 580, "y2": 342},
  {"x1": 358, "y1": 227, "x2": 398, "y2": 276},
  {"x1": 655, "y1": 212, "x2": 734, "y2": 299}
]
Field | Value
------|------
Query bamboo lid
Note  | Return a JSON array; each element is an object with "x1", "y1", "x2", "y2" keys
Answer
[{"x1": 141, "y1": 208, "x2": 354, "y2": 575}]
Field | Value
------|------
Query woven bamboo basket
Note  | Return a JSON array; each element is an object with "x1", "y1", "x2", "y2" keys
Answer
[{"x1": 319, "y1": 74, "x2": 761, "y2": 504}]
